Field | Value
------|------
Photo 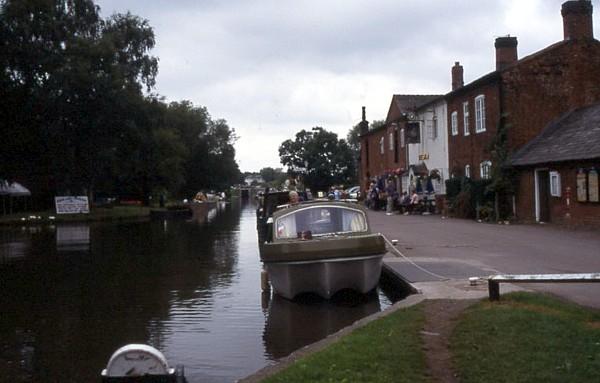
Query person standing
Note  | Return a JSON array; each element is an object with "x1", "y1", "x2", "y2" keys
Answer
[
  {"x1": 409, "y1": 190, "x2": 420, "y2": 214},
  {"x1": 385, "y1": 178, "x2": 396, "y2": 215}
]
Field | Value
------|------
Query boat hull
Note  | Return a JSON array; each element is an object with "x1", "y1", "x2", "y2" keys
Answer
[{"x1": 265, "y1": 254, "x2": 384, "y2": 299}]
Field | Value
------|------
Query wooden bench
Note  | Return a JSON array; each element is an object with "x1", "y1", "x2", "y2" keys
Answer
[{"x1": 488, "y1": 273, "x2": 600, "y2": 301}]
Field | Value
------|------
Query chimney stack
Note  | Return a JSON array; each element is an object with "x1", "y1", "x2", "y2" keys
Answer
[
  {"x1": 495, "y1": 36, "x2": 518, "y2": 71},
  {"x1": 451, "y1": 62, "x2": 464, "y2": 90},
  {"x1": 359, "y1": 106, "x2": 369, "y2": 135},
  {"x1": 562, "y1": 0, "x2": 593, "y2": 40}
]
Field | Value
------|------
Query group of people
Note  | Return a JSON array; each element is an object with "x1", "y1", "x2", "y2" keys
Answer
[{"x1": 366, "y1": 179, "x2": 422, "y2": 215}]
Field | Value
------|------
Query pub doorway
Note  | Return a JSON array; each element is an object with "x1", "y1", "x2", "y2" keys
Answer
[{"x1": 535, "y1": 169, "x2": 550, "y2": 223}]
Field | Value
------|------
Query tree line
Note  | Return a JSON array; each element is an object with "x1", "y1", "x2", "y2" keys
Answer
[{"x1": 0, "y1": 0, "x2": 240, "y2": 207}]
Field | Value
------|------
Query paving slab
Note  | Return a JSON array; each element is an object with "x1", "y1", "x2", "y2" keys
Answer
[
  {"x1": 383, "y1": 257, "x2": 498, "y2": 283},
  {"x1": 370, "y1": 210, "x2": 600, "y2": 308}
]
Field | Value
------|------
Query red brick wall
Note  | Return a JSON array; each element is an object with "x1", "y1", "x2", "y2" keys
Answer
[
  {"x1": 360, "y1": 129, "x2": 386, "y2": 190},
  {"x1": 515, "y1": 171, "x2": 536, "y2": 222},
  {"x1": 502, "y1": 40, "x2": 600, "y2": 151},
  {"x1": 360, "y1": 124, "x2": 406, "y2": 194},
  {"x1": 446, "y1": 83, "x2": 501, "y2": 178},
  {"x1": 515, "y1": 161, "x2": 600, "y2": 227}
]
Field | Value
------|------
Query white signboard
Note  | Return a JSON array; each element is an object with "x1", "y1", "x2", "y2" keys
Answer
[{"x1": 55, "y1": 196, "x2": 90, "y2": 214}]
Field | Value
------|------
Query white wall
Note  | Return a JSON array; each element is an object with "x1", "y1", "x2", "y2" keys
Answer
[{"x1": 407, "y1": 100, "x2": 449, "y2": 194}]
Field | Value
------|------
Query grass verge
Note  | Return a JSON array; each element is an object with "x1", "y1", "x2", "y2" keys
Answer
[
  {"x1": 0, "y1": 206, "x2": 151, "y2": 225},
  {"x1": 451, "y1": 292, "x2": 600, "y2": 383},
  {"x1": 262, "y1": 303, "x2": 430, "y2": 383}
]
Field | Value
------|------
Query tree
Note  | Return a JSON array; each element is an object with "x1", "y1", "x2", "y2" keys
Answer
[
  {"x1": 486, "y1": 112, "x2": 518, "y2": 220},
  {"x1": 259, "y1": 167, "x2": 286, "y2": 188},
  {"x1": 259, "y1": 167, "x2": 277, "y2": 183},
  {"x1": 0, "y1": 0, "x2": 158, "y2": 202},
  {"x1": 0, "y1": 0, "x2": 241, "y2": 205},
  {"x1": 279, "y1": 127, "x2": 355, "y2": 192}
]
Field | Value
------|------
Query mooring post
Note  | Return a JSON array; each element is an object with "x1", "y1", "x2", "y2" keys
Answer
[
  {"x1": 261, "y1": 270, "x2": 270, "y2": 292},
  {"x1": 488, "y1": 279, "x2": 500, "y2": 301}
]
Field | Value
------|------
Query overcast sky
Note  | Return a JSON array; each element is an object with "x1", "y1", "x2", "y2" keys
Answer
[{"x1": 95, "y1": 0, "x2": 600, "y2": 172}]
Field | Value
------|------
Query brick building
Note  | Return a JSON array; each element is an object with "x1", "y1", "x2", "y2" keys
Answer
[
  {"x1": 447, "y1": 0, "x2": 600, "y2": 225},
  {"x1": 512, "y1": 103, "x2": 600, "y2": 226},
  {"x1": 359, "y1": 95, "x2": 441, "y2": 194},
  {"x1": 359, "y1": 0, "x2": 600, "y2": 225}
]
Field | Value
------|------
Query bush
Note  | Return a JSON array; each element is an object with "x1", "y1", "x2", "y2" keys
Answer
[
  {"x1": 476, "y1": 203, "x2": 495, "y2": 222},
  {"x1": 445, "y1": 178, "x2": 462, "y2": 201},
  {"x1": 446, "y1": 177, "x2": 494, "y2": 219},
  {"x1": 452, "y1": 190, "x2": 474, "y2": 218}
]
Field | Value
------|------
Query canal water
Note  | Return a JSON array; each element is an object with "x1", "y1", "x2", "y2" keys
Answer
[{"x1": 0, "y1": 201, "x2": 403, "y2": 383}]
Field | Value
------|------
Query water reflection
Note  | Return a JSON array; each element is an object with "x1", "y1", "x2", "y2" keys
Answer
[
  {"x1": 56, "y1": 225, "x2": 90, "y2": 252},
  {"x1": 262, "y1": 291, "x2": 382, "y2": 360},
  {"x1": 0, "y1": 202, "x2": 402, "y2": 383}
]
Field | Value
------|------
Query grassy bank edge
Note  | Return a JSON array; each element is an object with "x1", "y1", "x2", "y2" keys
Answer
[
  {"x1": 451, "y1": 291, "x2": 600, "y2": 383},
  {"x1": 246, "y1": 292, "x2": 600, "y2": 383},
  {"x1": 239, "y1": 294, "x2": 427, "y2": 383},
  {"x1": 0, "y1": 205, "x2": 153, "y2": 226}
]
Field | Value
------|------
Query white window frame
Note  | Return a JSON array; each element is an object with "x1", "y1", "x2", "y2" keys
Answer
[
  {"x1": 463, "y1": 102, "x2": 470, "y2": 136},
  {"x1": 428, "y1": 117, "x2": 438, "y2": 140},
  {"x1": 480, "y1": 160, "x2": 492, "y2": 179},
  {"x1": 475, "y1": 95, "x2": 486, "y2": 133},
  {"x1": 380, "y1": 136, "x2": 384, "y2": 154},
  {"x1": 465, "y1": 164, "x2": 471, "y2": 178},
  {"x1": 451, "y1": 111, "x2": 458, "y2": 136},
  {"x1": 389, "y1": 132, "x2": 394, "y2": 151},
  {"x1": 400, "y1": 128, "x2": 405, "y2": 148},
  {"x1": 550, "y1": 171, "x2": 561, "y2": 197}
]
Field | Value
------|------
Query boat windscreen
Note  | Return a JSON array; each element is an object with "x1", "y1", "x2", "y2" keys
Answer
[{"x1": 275, "y1": 206, "x2": 367, "y2": 239}]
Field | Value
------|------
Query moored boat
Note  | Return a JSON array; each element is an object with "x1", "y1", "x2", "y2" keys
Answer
[{"x1": 259, "y1": 201, "x2": 386, "y2": 299}]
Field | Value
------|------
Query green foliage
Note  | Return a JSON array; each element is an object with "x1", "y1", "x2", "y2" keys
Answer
[
  {"x1": 445, "y1": 177, "x2": 493, "y2": 219},
  {"x1": 279, "y1": 127, "x2": 355, "y2": 191},
  {"x1": 259, "y1": 167, "x2": 287, "y2": 187},
  {"x1": 0, "y1": 0, "x2": 240, "y2": 205},
  {"x1": 486, "y1": 113, "x2": 518, "y2": 219},
  {"x1": 445, "y1": 177, "x2": 463, "y2": 201},
  {"x1": 263, "y1": 304, "x2": 429, "y2": 383},
  {"x1": 452, "y1": 292, "x2": 600, "y2": 383},
  {"x1": 259, "y1": 167, "x2": 278, "y2": 183}
]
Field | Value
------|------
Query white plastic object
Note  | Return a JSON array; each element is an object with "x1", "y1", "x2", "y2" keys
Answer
[{"x1": 101, "y1": 344, "x2": 174, "y2": 377}]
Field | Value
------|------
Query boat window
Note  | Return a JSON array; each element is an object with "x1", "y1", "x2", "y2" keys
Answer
[{"x1": 275, "y1": 206, "x2": 367, "y2": 239}]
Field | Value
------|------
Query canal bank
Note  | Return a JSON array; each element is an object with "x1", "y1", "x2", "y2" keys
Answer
[
  {"x1": 240, "y1": 207, "x2": 600, "y2": 382},
  {"x1": 241, "y1": 290, "x2": 600, "y2": 383},
  {"x1": 239, "y1": 234, "x2": 515, "y2": 383},
  {"x1": 0, "y1": 205, "x2": 152, "y2": 226}
]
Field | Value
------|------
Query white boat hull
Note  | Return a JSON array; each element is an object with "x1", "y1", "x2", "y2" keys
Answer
[{"x1": 265, "y1": 254, "x2": 384, "y2": 299}]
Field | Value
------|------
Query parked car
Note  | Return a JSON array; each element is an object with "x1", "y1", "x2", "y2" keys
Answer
[{"x1": 345, "y1": 186, "x2": 361, "y2": 200}]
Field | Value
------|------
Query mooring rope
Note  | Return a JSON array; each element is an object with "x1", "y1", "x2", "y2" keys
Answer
[{"x1": 380, "y1": 233, "x2": 451, "y2": 281}]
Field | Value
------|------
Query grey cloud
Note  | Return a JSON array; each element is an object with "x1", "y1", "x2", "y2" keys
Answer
[{"x1": 94, "y1": 0, "x2": 597, "y2": 170}]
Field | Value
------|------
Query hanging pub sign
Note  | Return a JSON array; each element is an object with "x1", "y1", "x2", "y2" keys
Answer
[
  {"x1": 405, "y1": 122, "x2": 421, "y2": 144},
  {"x1": 589, "y1": 168, "x2": 599, "y2": 203},
  {"x1": 576, "y1": 169, "x2": 588, "y2": 202}
]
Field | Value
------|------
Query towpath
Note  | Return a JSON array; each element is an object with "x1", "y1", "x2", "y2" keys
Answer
[{"x1": 367, "y1": 210, "x2": 600, "y2": 308}]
